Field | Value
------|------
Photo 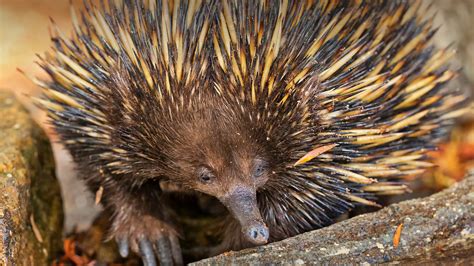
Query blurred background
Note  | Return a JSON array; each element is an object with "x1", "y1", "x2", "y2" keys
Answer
[
  {"x1": 0, "y1": 0, "x2": 102, "y2": 232},
  {"x1": 1, "y1": 0, "x2": 473, "y2": 235}
]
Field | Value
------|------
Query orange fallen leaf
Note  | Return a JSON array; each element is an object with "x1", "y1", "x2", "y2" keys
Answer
[
  {"x1": 459, "y1": 144, "x2": 474, "y2": 160},
  {"x1": 430, "y1": 141, "x2": 465, "y2": 183},
  {"x1": 393, "y1": 223, "x2": 404, "y2": 248},
  {"x1": 294, "y1": 144, "x2": 337, "y2": 166},
  {"x1": 59, "y1": 238, "x2": 89, "y2": 265}
]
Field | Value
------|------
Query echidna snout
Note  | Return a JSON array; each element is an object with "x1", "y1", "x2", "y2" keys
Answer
[
  {"x1": 244, "y1": 222, "x2": 269, "y2": 245},
  {"x1": 222, "y1": 187, "x2": 269, "y2": 245}
]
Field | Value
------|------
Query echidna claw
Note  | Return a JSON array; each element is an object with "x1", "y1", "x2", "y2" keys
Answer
[
  {"x1": 139, "y1": 238, "x2": 157, "y2": 266},
  {"x1": 170, "y1": 234, "x2": 184, "y2": 265},
  {"x1": 117, "y1": 237, "x2": 129, "y2": 258},
  {"x1": 156, "y1": 236, "x2": 173, "y2": 265},
  {"x1": 114, "y1": 222, "x2": 183, "y2": 265}
]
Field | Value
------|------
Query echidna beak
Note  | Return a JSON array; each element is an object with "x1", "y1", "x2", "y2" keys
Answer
[
  {"x1": 221, "y1": 187, "x2": 269, "y2": 245},
  {"x1": 244, "y1": 221, "x2": 269, "y2": 245}
]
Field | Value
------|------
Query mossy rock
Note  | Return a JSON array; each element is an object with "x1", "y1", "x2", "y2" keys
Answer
[{"x1": 0, "y1": 91, "x2": 63, "y2": 265}]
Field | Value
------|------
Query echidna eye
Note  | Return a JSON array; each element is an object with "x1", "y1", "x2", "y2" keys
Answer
[
  {"x1": 198, "y1": 168, "x2": 215, "y2": 184},
  {"x1": 252, "y1": 159, "x2": 268, "y2": 178},
  {"x1": 254, "y1": 166, "x2": 264, "y2": 177}
]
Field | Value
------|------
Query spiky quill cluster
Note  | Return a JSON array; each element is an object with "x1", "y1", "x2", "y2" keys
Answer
[{"x1": 34, "y1": 0, "x2": 466, "y2": 248}]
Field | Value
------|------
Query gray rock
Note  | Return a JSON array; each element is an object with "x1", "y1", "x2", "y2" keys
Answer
[
  {"x1": 0, "y1": 91, "x2": 63, "y2": 265},
  {"x1": 194, "y1": 174, "x2": 474, "y2": 265}
]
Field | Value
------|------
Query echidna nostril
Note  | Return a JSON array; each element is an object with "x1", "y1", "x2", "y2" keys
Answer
[
  {"x1": 245, "y1": 223, "x2": 269, "y2": 245},
  {"x1": 252, "y1": 229, "x2": 258, "y2": 239}
]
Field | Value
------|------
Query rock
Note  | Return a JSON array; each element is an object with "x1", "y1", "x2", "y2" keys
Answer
[
  {"x1": 0, "y1": 91, "x2": 63, "y2": 265},
  {"x1": 193, "y1": 173, "x2": 474, "y2": 265}
]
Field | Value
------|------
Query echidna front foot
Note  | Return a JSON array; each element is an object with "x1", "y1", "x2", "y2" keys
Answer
[{"x1": 113, "y1": 214, "x2": 183, "y2": 266}]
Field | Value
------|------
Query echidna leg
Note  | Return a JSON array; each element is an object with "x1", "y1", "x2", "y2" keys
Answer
[{"x1": 95, "y1": 177, "x2": 183, "y2": 265}]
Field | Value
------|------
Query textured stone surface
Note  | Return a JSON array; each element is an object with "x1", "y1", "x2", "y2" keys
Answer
[
  {"x1": 0, "y1": 91, "x2": 63, "y2": 265},
  {"x1": 194, "y1": 174, "x2": 474, "y2": 265}
]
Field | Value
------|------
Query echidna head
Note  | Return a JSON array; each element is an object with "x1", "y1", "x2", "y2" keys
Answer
[
  {"x1": 100, "y1": 69, "x2": 322, "y2": 245},
  {"x1": 161, "y1": 99, "x2": 275, "y2": 245},
  {"x1": 105, "y1": 68, "x2": 319, "y2": 245},
  {"x1": 150, "y1": 77, "x2": 319, "y2": 245}
]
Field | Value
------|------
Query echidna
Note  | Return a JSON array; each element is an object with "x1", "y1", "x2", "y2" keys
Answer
[{"x1": 33, "y1": 0, "x2": 466, "y2": 264}]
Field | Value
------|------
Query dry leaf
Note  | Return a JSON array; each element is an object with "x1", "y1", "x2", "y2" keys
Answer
[
  {"x1": 393, "y1": 223, "x2": 404, "y2": 248},
  {"x1": 294, "y1": 144, "x2": 337, "y2": 166}
]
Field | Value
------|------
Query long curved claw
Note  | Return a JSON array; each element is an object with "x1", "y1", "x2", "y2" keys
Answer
[
  {"x1": 117, "y1": 238, "x2": 129, "y2": 258},
  {"x1": 170, "y1": 234, "x2": 183, "y2": 265},
  {"x1": 139, "y1": 238, "x2": 157, "y2": 266},
  {"x1": 113, "y1": 216, "x2": 182, "y2": 265},
  {"x1": 156, "y1": 236, "x2": 173, "y2": 265}
]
